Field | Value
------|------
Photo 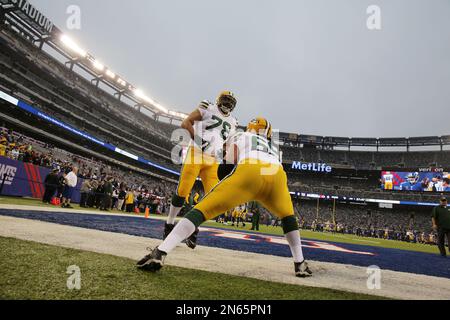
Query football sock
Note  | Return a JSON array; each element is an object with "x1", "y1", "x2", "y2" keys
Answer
[
  {"x1": 167, "y1": 204, "x2": 182, "y2": 225},
  {"x1": 167, "y1": 194, "x2": 186, "y2": 225},
  {"x1": 285, "y1": 230, "x2": 305, "y2": 263},
  {"x1": 159, "y1": 218, "x2": 196, "y2": 254}
]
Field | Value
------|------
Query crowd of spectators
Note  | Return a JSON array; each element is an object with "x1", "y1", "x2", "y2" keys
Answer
[
  {"x1": 1, "y1": 127, "x2": 175, "y2": 214},
  {"x1": 77, "y1": 176, "x2": 170, "y2": 214},
  {"x1": 293, "y1": 200, "x2": 438, "y2": 244}
]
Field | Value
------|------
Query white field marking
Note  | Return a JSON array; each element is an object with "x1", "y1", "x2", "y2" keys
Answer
[
  {"x1": 200, "y1": 227, "x2": 375, "y2": 256},
  {"x1": 0, "y1": 204, "x2": 374, "y2": 255},
  {"x1": 0, "y1": 204, "x2": 427, "y2": 253},
  {"x1": 1, "y1": 215, "x2": 450, "y2": 300}
]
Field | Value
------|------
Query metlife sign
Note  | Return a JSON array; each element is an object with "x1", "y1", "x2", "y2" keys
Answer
[{"x1": 291, "y1": 161, "x2": 332, "y2": 173}]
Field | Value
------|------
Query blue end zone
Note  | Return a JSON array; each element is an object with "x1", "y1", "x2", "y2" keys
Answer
[{"x1": 1, "y1": 209, "x2": 449, "y2": 279}]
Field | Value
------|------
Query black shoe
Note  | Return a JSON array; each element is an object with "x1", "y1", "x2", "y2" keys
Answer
[
  {"x1": 137, "y1": 247, "x2": 167, "y2": 272},
  {"x1": 163, "y1": 223, "x2": 175, "y2": 240},
  {"x1": 61, "y1": 203, "x2": 67, "y2": 208},
  {"x1": 66, "y1": 204, "x2": 74, "y2": 209},
  {"x1": 295, "y1": 260, "x2": 312, "y2": 278},
  {"x1": 185, "y1": 228, "x2": 199, "y2": 250}
]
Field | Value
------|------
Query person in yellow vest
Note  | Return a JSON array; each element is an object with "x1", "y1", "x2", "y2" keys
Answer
[
  {"x1": 238, "y1": 205, "x2": 248, "y2": 228},
  {"x1": 0, "y1": 143, "x2": 6, "y2": 157},
  {"x1": 125, "y1": 188, "x2": 135, "y2": 213},
  {"x1": 231, "y1": 205, "x2": 241, "y2": 227}
]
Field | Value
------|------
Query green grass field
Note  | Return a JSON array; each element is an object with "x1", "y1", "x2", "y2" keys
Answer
[
  {"x1": 0, "y1": 236, "x2": 385, "y2": 300},
  {"x1": 0, "y1": 196, "x2": 440, "y2": 255}
]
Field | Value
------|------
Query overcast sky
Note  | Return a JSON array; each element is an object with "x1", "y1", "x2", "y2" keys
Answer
[{"x1": 32, "y1": 0, "x2": 450, "y2": 138}]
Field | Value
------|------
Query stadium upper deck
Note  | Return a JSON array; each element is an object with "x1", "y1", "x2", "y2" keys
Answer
[{"x1": 0, "y1": 0, "x2": 449, "y2": 176}]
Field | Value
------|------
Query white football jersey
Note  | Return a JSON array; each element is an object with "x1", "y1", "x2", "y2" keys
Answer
[
  {"x1": 384, "y1": 174, "x2": 393, "y2": 183},
  {"x1": 435, "y1": 181, "x2": 444, "y2": 192},
  {"x1": 227, "y1": 131, "x2": 281, "y2": 165},
  {"x1": 194, "y1": 101, "x2": 238, "y2": 158}
]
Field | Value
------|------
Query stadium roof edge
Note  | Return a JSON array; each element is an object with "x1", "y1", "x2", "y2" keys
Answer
[
  {"x1": 1, "y1": 0, "x2": 449, "y2": 146},
  {"x1": 278, "y1": 132, "x2": 449, "y2": 148},
  {"x1": 0, "y1": 0, "x2": 188, "y2": 123}
]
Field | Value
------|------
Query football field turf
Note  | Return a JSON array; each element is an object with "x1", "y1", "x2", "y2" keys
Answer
[
  {"x1": 1, "y1": 205, "x2": 449, "y2": 300},
  {"x1": 0, "y1": 236, "x2": 384, "y2": 300}
]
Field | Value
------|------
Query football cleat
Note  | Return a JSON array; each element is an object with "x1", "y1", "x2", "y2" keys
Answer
[
  {"x1": 185, "y1": 228, "x2": 199, "y2": 250},
  {"x1": 163, "y1": 223, "x2": 175, "y2": 240},
  {"x1": 294, "y1": 260, "x2": 312, "y2": 278},
  {"x1": 136, "y1": 247, "x2": 167, "y2": 272}
]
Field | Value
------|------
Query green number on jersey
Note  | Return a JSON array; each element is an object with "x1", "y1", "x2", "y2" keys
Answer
[
  {"x1": 221, "y1": 122, "x2": 232, "y2": 140},
  {"x1": 205, "y1": 115, "x2": 222, "y2": 131},
  {"x1": 205, "y1": 115, "x2": 232, "y2": 140},
  {"x1": 252, "y1": 136, "x2": 278, "y2": 156}
]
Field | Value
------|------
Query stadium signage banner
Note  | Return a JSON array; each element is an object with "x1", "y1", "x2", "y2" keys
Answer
[
  {"x1": 418, "y1": 167, "x2": 444, "y2": 172},
  {"x1": 0, "y1": 163, "x2": 16, "y2": 185},
  {"x1": 0, "y1": 90, "x2": 18, "y2": 105},
  {"x1": 0, "y1": 156, "x2": 82, "y2": 202},
  {"x1": 8, "y1": 0, "x2": 54, "y2": 34},
  {"x1": 115, "y1": 147, "x2": 139, "y2": 161},
  {"x1": 381, "y1": 171, "x2": 450, "y2": 192},
  {"x1": 291, "y1": 161, "x2": 332, "y2": 173}
]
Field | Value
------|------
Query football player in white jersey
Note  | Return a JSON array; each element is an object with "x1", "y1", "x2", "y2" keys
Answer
[
  {"x1": 383, "y1": 172, "x2": 394, "y2": 190},
  {"x1": 138, "y1": 117, "x2": 312, "y2": 278},
  {"x1": 164, "y1": 91, "x2": 238, "y2": 249},
  {"x1": 433, "y1": 176, "x2": 444, "y2": 192}
]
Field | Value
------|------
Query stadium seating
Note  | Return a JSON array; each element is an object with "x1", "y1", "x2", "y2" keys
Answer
[{"x1": 294, "y1": 199, "x2": 435, "y2": 243}]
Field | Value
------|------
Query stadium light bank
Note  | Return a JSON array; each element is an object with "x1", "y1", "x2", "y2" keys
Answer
[{"x1": 58, "y1": 34, "x2": 187, "y2": 120}]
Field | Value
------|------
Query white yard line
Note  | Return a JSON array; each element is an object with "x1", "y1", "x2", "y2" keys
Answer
[{"x1": 1, "y1": 215, "x2": 449, "y2": 300}]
